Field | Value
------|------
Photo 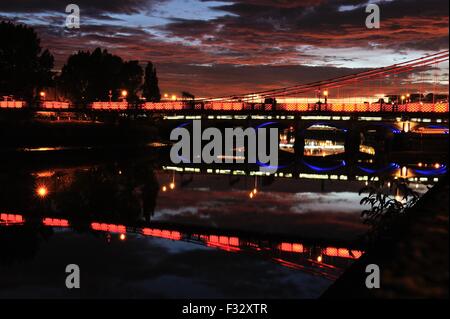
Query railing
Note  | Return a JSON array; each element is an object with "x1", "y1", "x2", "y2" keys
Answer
[
  {"x1": 42, "y1": 101, "x2": 70, "y2": 109},
  {"x1": 0, "y1": 100, "x2": 25, "y2": 108},
  {"x1": 91, "y1": 101, "x2": 128, "y2": 110},
  {"x1": 1, "y1": 100, "x2": 448, "y2": 113},
  {"x1": 141, "y1": 101, "x2": 449, "y2": 113}
]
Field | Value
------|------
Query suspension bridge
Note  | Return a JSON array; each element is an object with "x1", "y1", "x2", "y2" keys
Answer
[{"x1": 1, "y1": 50, "x2": 448, "y2": 115}]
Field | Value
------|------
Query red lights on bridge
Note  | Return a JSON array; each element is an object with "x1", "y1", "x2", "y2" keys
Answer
[
  {"x1": 42, "y1": 217, "x2": 69, "y2": 227},
  {"x1": 42, "y1": 101, "x2": 70, "y2": 109},
  {"x1": 280, "y1": 242, "x2": 304, "y2": 253},
  {"x1": 91, "y1": 222, "x2": 126, "y2": 233},
  {"x1": 142, "y1": 228, "x2": 182, "y2": 240},
  {"x1": 0, "y1": 213, "x2": 24, "y2": 224},
  {"x1": 0, "y1": 101, "x2": 24, "y2": 108}
]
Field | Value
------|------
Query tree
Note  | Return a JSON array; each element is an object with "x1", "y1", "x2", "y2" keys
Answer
[
  {"x1": 142, "y1": 62, "x2": 161, "y2": 102},
  {"x1": 121, "y1": 60, "x2": 143, "y2": 103},
  {"x1": 58, "y1": 48, "x2": 143, "y2": 105},
  {"x1": 0, "y1": 21, "x2": 54, "y2": 101}
]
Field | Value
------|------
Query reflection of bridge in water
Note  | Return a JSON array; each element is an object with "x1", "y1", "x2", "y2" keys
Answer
[
  {"x1": 1, "y1": 212, "x2": 363, "y2": 280},
  {"x1": 159, "y1": 157, "x2": 447, "y2": 186}
]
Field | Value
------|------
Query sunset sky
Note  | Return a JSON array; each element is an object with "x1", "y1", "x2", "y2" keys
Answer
[{"x1": 1, "y1": 0, "x2": 448, "y2": 97}]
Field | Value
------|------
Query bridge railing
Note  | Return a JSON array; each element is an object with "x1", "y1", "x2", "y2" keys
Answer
[
  {"x1": 42, "y1": 101, "x2": 70, "y2": 109},
  {"x1": 2, "y1": 100, "x2": 447, "y2": 113},
  {"x1": 141, "y1": 101, "x2": 449, "y2": 113},
  {"x1": 0, "y1": 100, "x2": 25, "y2": 108},
  {"x1": 143, "y1": 101, "x2": 184, "y2": 110},
  {"x1": 92, "y1": 101, "x2": 128, "y2": 110}
]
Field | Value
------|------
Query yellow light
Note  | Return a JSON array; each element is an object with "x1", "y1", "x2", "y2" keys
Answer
[
  {"x1": 317, "y1": 255, "x2": 323, "y2": 263},
  {"x1": 249, "y1": 192, "x2": 254, "y2": 199},
  {"x1": 164, "y1": 93, "x2": 169, "y2": 98},
  {"x1": 162, "y1": 186, "x2": 167, "y2": 192},
  {"x1": 121, "y1": 90, "x2": 128, "y2": 97},
  {"x1": 171, "y1": 95, "x2": 177, "y2": 101},
  {"x1": 119, "y1": 233, "x2": 126, "y2": 241},
  {"x1": 406, "y1": 94, "x2": 410, "y2": 97},
  {"x1": 169, "y1": 182, "x2": 175, "y2": 190},
  {"x1": 253, "y1": 188, "x2": 257, "y2": 194},
  {"x1": 39, "y1": 91, "x2": 46, "y2": 97},
  {"x1": 323, "y1": 90, "x2": 328, "y2": 97},
  {"x1": 36, "y1": 186, "x2": 48, "y2": 198},
  {"x1": 418, "y1": 162, "x2": 423, "y2": 167},
  {"x1": 401, "y1": 166, "x2": 407, "y2": 177},
  {"x1": 401, "y1": 95, "x2": 405, "y2": 100},
  {"x1": 434, "y1": 163, "x2": 440, "y2": 169}
]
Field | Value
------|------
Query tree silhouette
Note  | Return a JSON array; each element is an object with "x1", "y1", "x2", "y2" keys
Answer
[
  {"x1": 142, "y1": 62, "x2": 161, "y2": 102},
  {"x1": 0, "y1": 21, "x2": 54, "y2": 101},
  {"x1": 58, "y1": 48, "x2": 143, "y2": 105},
  {"x1": 121, "y1": 60, "x2": 143, "y2": 103}
]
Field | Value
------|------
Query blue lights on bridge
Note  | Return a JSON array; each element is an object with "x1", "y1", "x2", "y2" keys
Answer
[
  {"x1": 357, "y1": 162, "x2": 400, "y2": 174},
  {"x1": 413, "y1": 165, "x2": 448, "y2": 176},
  {"x1": 301, "y1": 159, "x2": 346, "y2": 172}
]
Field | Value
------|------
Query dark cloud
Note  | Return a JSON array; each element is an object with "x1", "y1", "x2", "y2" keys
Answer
[
  {"x1": 161, "y1": 0, "x2": 448, "y2": 52},
  {"x1": 0, "y1": 0, "x2": 161, "y2": 16}
]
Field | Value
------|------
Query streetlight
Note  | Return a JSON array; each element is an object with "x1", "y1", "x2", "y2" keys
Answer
[
  {"x1": 401, "y1": 95, "x2": 405, "y2": 104},
  {"x1": 36, "y1": 185, "x2": 48, "y2": 198},
  {"x1": 323, "y1": 90, "x2": 329, "y2": 104},
  {"x1": 121, "y1": 90, "x2": 128, "y2": 100},
  {"x1": 164, "y1": 93, "x2": 169, "y2": 99},
  {"x1": 171, "y1": 94, "x2": 177, "y2": 101},
  {"x1": 39, "y1": 91, "x2": 46, "y2": 100}
]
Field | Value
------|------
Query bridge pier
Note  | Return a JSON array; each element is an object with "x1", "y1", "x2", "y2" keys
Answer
[
  {"x1": 344, "y1": 122, "x2": 361, "y2": 165},
  {"x1": 293, "y1": 120, "x2": 306, "y2": 158}
]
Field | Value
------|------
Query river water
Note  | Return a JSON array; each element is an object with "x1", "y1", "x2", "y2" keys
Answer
[{"x1": 0, "y1": 143, "x2": 446, "y2": 298}]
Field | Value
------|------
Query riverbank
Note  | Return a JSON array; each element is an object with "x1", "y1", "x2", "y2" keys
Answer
[
  {"x1": 321, "y1": 173, "x2": 449, "y2": 298},
  {"x1": 0, "y1": 117, "x2": 160, "y2": 150}
]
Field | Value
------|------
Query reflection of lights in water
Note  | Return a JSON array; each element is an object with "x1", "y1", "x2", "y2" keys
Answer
[
  {"x1": 36, "y1": 186, "x2": 48, "y2": 198},
  {"x1": 304, "y1": 139, "x2": 345, "y2": 157},
  {"x1": 359, "y1": 144, "x2": 375, "y2": 155},
  {"x1": 34, "y1": 171, "x2": 55, "y2": 178},
  {"x1": 401, "y1": 166, "x2": 407, "y2": 177},
  {"x1": 317, "y1": 255, "x2": 323, "y2": 263},
  {"x1": 119, "y1": 233, "x2": 126, "y2": 241}
]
